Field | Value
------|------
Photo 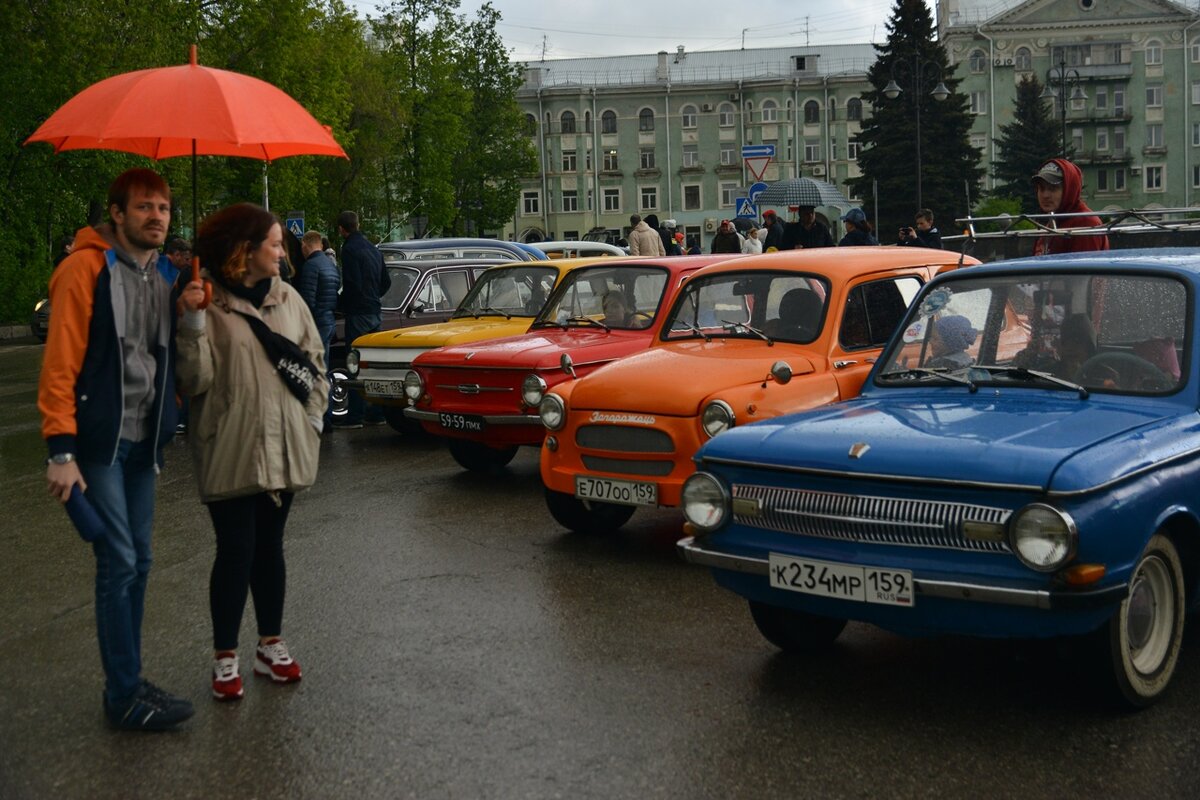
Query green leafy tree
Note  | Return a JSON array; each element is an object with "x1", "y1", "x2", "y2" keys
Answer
[
  {"x1": 991, "y1": 74, "x2": 1061, "y2": 214},
  {"x1": 847, "y1": 0, "x2": 983, "y2": 237}
]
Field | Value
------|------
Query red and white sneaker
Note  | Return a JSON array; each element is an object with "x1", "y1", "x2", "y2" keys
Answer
[
  {"x1": 254, "y1": 638, "x2": 302, "y2": 683},
  {"x1": 212, "y1": 652, "x2": 244, "y2": 701}
]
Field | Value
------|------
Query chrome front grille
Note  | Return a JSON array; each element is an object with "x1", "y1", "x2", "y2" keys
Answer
[
  {"x1": 733, "y1": 484, "x2": 1012, "y2": 554},
  {"x1": 581, "y1": 455, "x2": 674, "y2": 476},
  {"x1": 576, "y1": 424, "x2": 674, "y2": 453}
]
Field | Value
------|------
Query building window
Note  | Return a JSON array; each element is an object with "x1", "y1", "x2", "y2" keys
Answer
[
  {"x1": 970, "y1": 91, "x2": 987, "y2": 115},
  {"x1": 601, "y1": 110, "x2": 617, "y2": 134},
  {"x1": 1097, "y1": 169, "x2": 1108, "y2": 191},
  {"x1": 1114, "y1": 169, "x2": 1126, "y2": 191},
  {"x1": 524, "y1": 114, "x2": 538, "y2": 136},
  {"x1": 587, "y1": 189, "x2": 593, "y2": 211},
  {"x1": 803, "y1": 100, "x2": 820, "y2": 124},
  {"x1": 603, "y1": 149, "x2": 619, "y2": 171},
  {"x1": 564, "y1": 230, "x2": 579, "y2": 241},
  {"x1": 720, "y1": 143, "x2": 736, "y2": 165},
  {"x1": 681, "y1": 104, "x2": 698, "y2": 128},
  {"x1": 1146, "y1": 85, "x2": 1163, "y2": 108},
  {"x1": 830, "y1": 139, "x2": 839, "y2": 161},
  {"x1": 804, "y1": 141, "x2": 820, "y2": 162},
  {"x1": 1193, "y1": 38, "x2": 1200, "y2": 63},
  {"x1": 639, "y1": 108, "x2": 655, "y2": 132},
  {"x1": 1147, "y1": 124, "x2": 1164, "y2": 148},
  {"x1": 1071, "y1": 128, "x2": 1084, "y2": 152},
  {"x1": 603, "y1": 188, "x2": 621, "y2": 212},
  {"x1": 1145, "y1": 165, "x2": 1163, "y2": 191},
  {"x1": 584, "y1": 111, "x2": 592, "y2": 134},
  {"x1": 1094, "y1": 87, "x2": 1107, "y2": 110},
  {"x1": 562, "y1": 191, "x2": 578, "y2": 213},
  {"x1": 561, "y1": 150, "x2": 576, "y2": 172},
  {"x1": 1193, "y1": 82, "x2": 1200, "y2": 105},
  {"x1": 639, "y1": 148, "x2": 655, "y2": 169},
  {"x1": 522, "y1": 191, "x2": 540, "y2": 215},
  {"x1": 1193, "y1": 123, "x2": 1200, "y2": 146},
  {"x1": 1096, "y1": 129, "x2": 1109, "y2": 150},
  {"x1": 683, "y1": 184, "x2": 701, "y2": 210},
  {"x1": 1015, "y1": 47, "x2": 1032, "y2": 71},
  {"x1": 718, "y1": 102, "x2": 735, "y2": 127},
  {"x1": 720, "y1": 182, "x2": 739, "y2": 208},
  {"x1": 585, "y1": 150, "x2": 592, "y2": 170},
  {"x1": 682, "y1": 144, "x2": 699, "y2": 168},
  {"x1": 847, "y1": 98, "x2": 863, "y2": 121},
  {"x1": 560, "y1": 110, "x2": 576, "y2": 134},
  {"x1": 1194, "y1": 165, "x2": 1200, "y2": 188},
  {"x1": 827, "y1": 98, "x2": 837, "y2": 122},
  {"x1": 970, "y1": 133, "x2": 987, "y2": 154},
  {"x1": 793, "y1": 56, "x2": 807, "y2": 71},
  {"x1": 640, "y1": 186, "x2": 658, "y2": 211},
  {"x1": 1145, "y1": 41, "x2": 1163, "y2": 66},
  {"x1": 969, "y1": 49, "x2": 986, "y2": 73},
  {"x1": 1113, "y1": 88, "x2": 1125, "y2": 115},
  {"x1": 848, "y1": 141, "x2": 860, "y2": 161},
  {"x1": 1114, "y1": 128, "x2": 1126, "y2": 152},
  {"x1": 761, "y1": 99, "x2": 779, "y2": 123}
]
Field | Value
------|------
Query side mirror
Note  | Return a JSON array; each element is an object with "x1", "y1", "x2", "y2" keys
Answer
[
  {"x1": 560, "y1": 353, "x2": 577, "y2": 379},
  {"x1": 764, "y1": 360, "x2": 793, "y2": 388}
]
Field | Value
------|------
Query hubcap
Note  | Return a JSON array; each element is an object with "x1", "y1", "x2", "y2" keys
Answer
[
  {"x1": 1126, "y1": 576, "x2": 1154, "y2": 650},
  {"x1": 1125, "y1": 555, "x2": 1173, "y2": 676}
]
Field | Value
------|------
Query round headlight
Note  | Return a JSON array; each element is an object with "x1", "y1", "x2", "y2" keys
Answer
[
  {"x1": 681, "y1": 472, "x2": 730, "y2": 531},
  {"x1": 701, "y1": 400, "x2": 735, "y2": 438},
  {"x1": 522, "y1": 374, "x2": 548, "y2": 407},
  {"x1": 1010, "y1": 503, "x2": 1077, "y2": 572},
  {"x1": 346, "y1": 349, "x2": 360, "y2": 377},
  {"x1": 539, "y1": 393, "x2": 566, "y2": 431},
  {"x1": 402, "y1": 370, "x2": 424, "y2": 402}
]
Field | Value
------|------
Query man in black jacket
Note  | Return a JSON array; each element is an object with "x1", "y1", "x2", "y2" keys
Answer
[
  {"x1": 298, "y1": 231, "x2": 341, "y2": 428},
  {"x1": 334, "y1": 211, "x2": 390, "y2": 428},
  {"x1": 898, "y1": 208, "x2": 943, "y2": 249},
  {"x1": 761, "y1": 209, "x2": 785, "y2": 250}
]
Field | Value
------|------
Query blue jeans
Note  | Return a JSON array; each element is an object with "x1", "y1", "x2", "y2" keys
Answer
[
  {"x1": 79, "y1": 438, "x2": 157, "y2": 706},
  {"x1": 345, "y1": 312, "x2": 383, "y2": 424}
]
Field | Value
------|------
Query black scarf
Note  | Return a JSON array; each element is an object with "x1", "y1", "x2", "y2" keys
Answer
[{"x1": 229, "y1": 280, "x2": 318, "y2": 404}]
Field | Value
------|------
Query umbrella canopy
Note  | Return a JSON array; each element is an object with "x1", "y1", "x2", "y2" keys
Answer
[
  {"x1": 25, "y1": 45, "x2": 346, "y2": 162},
  {"x1": 755, "y1": 177, "x2": 852, "y2": 209}
]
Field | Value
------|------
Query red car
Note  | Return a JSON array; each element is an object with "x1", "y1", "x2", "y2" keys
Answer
[{"x1": 401, "y1": 254, "x2": 742, "y2": 470}]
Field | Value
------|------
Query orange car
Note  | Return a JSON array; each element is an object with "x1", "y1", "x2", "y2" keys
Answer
[{"x1": 539, "y1": 247, "x2": 979, "y2": 533}]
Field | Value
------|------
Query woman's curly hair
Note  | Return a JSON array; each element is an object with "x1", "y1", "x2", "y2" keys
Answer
[{"x1": 195, "y1": 203, "x2": 279, "y2": 289}]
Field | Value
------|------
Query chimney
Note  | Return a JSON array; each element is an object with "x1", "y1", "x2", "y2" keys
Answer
[
  {"x1": 675, "y1": 45, "x2": 686, "y2": 63},
  {"x1": 657, "y1": 50, "x2": 669, "y2": 80}
]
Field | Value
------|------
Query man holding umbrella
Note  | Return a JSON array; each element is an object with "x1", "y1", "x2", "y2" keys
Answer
[
  {"x1": 39, "y1": 168, "x2": 194, "y2": 731},
  {"x1": 783, "y1": 206, "x2": 834, "y2": 250}
]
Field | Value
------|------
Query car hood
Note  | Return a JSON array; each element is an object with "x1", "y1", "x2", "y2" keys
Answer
[
  {"x1": 697, "y1": 392, "x2": 1191, "y2": 493},
  {"x1": 415, "y1": 328, "x2": 649, "y2": 370},
  {"x1": 569, "y1": 340, "x2": 817, "y2": 417},
  {"x1": 353, "y1": 317, "x2": 534, "y2": 349}
]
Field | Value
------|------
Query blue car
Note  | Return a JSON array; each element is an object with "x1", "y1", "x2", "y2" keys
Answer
[{"x1": 678, "y1": 249, "x2": 1197, "y2": 708}]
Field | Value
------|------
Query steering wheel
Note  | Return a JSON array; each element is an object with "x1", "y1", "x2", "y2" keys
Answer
[
  {"x1": 1076, "y1": 352, "x2": 1173, "y2": 392},
  {"x1": 628, "y1": 312, "x2": 654, "y2": 329}
]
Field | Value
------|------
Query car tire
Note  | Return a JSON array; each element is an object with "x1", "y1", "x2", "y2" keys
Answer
[
  {"x1": 447, "y1": 438, "x2": 518, "y2": 472},
  {"x1": 382, "y1": 406, "x2": 424, "y2": 436},
  {"x1": 329, "y1": 369, "x2": 350, "y2": 418},
  {"x1": 544, "y1": 488, "x2": 635, "y2": 534},
  {"x1": 1092, "y1": 533, "x2": 1186, "y2": 709},
  {"x1": 748, "y1": 600, "x2": 847, "y2": 654}
]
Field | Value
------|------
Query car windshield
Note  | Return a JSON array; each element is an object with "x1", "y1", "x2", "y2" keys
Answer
[
  {"x1": 876, "y1": 271, "x2": 1188, "y2": 395},
  {"x1": 534, "y1": 265, "x2": 669, "y2": 331},
  {"x1": 661, "y1": 270, "x2": 830, "y2": 344},
  {"x1": 380, "y1": 266, "x2": 418, "y2": 309},
  {"x1": 452, "y1": 265, "x2": 559, "y2": 318}
]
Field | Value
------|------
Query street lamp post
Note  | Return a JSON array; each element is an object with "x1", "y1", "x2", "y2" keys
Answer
[
  {"x1": 1041, "y1": 55, "x2": 1087, "y2": 157},
  {"x1": 883, "y1": 53, "x2": 950, "y2": 210}
]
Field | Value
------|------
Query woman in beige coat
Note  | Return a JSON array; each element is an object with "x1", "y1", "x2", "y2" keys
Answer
[{"x1": 177, "y1": 203, "x2": 328, "y2": 702}]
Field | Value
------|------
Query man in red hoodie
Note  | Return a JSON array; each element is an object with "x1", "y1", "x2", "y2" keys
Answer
[{"x1": 1031, "y1": 158, "x2": 1109, "y2": 255}]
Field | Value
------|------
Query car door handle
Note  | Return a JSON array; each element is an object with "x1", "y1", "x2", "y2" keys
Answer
[{"x1": 834, "y1": 360, "x2": 858, "y2": 369}]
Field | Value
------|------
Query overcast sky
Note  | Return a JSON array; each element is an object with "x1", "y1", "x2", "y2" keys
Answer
[{"x1": 342, "y1": 0, "x2": 966, "y2": 62}]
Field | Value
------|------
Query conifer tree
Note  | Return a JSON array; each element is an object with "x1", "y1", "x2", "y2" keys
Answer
[{"x1": 991, "y1": 75, "x2": 1062, "y2": 214}]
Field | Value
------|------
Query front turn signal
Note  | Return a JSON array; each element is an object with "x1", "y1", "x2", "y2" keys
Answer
[{"x1": 1061, "y1": 564, "x2": 1106, "y2": 586}]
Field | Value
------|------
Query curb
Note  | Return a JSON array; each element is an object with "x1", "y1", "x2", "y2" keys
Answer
[{"x1": 0, "y1": 325, "x2": 34, "y2": 340}]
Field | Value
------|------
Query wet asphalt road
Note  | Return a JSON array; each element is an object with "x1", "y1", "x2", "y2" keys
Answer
[{"x1": 3, "y1": 339, "x2": 1200, "y2": 799}]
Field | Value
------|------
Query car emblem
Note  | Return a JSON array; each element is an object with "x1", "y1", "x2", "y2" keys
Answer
[
  {"x1": 457, "y1": 384, "x2": 481, "y2": 395},
  {"x1": 464, "y1": 352, "x2": 476, "y2": 360},
  {"x1": 848, "y1": 442, "x2": 870, "y2": 459}
]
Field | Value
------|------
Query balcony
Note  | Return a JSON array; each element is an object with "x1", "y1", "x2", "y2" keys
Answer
[
  {"x1": 715, "y1": 163, "x2": 742, "y2": 176},
  {"x1": 1072, "y1": 148, "x2": 1132, "y2": 165},
  {"x1": 678, "y1": 163, "x2": 705, "y2": 175},
  {"x1": 1142, "y1": 145, "x2": 1167, "y2": 157},
  {"x1": 634, "y1": 167, "x2": 661, "y2": 178}
]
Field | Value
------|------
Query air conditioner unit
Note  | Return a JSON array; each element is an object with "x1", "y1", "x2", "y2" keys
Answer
[
  {"x1": 704, "y1": 218, "x2": 718, "y2": 232},
  {"x1": 729, "y1": 93, "x2": 739, "y2": 102},
  {"x1": 702, "y1": 103, "x2": 715, "y2": 112},
  {"x1": 1130, "y1": 165, "x2": 1141, "y2": 175},
  {"x1": 812, "y1": 165, "x2": 826, "y2": 177}
]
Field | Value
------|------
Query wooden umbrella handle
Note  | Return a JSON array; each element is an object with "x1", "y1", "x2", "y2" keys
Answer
[{"x1": 192, "y1": 255, "x2": 212, "y2": 309}]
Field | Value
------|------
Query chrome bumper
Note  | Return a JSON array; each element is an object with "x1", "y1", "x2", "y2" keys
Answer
[
  {"x1": 676, "y1": 537, "x2": 1127, "y2": 611},
  {"x1": 403, "y1": 407, "x2": 543, "y2": 426}
]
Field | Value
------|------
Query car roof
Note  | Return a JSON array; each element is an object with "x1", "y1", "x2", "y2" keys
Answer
[
  {"x1": 681, "y1": 246, "x2": 972, "y2": 281},
  {"x1": 378, "y1": 238, "x2": 545, "y2": 260},
  {"x1": 383, "y1": 257, "x2": 512, "y2": 270},
  {"x1": 956, "y1": 247, "x2": 1200, "y2": 278},
  {"x1": 530, "y1": 240, "x2": 627, "y2": 256}
]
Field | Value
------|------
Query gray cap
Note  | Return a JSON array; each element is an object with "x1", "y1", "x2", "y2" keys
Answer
[
  {"x1": 1031, "y1": 162, "x2": 1064, "y2": 186},
  {"x1": 840, "y1": 207, "x2": 867, "y2": 225}
]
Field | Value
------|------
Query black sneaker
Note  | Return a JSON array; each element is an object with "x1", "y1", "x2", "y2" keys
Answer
[{"x1": 104, "y1": 682, "x2": 194, "y2": 731}]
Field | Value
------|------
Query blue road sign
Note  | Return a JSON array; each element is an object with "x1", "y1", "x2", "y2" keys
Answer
[
  {"x1": 285, "y1": 214, "x2": 304, "y2": 238},
  {"x1": 735, "y1": 198, "x2": 758, "y2": 218},
  {"x1": 748, "y1": 181, "x2": 769, "y2": 202},
  {"x1": 741, "y1": 144, "x2": 775, "y2": 158}
]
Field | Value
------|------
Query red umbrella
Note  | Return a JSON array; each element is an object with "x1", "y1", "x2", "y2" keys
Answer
[{"x1": 25, "y1": 45, "x2": 348, "y2": 304}]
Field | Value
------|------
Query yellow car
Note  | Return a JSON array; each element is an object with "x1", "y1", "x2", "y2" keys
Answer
[{"x1": 343, "y1": 256, "x2": 624, "y2": 432}]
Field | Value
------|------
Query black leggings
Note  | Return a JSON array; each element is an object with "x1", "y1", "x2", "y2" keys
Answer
[{"x1": 207, "y1": 492, "x2": 293, "y2": 651}]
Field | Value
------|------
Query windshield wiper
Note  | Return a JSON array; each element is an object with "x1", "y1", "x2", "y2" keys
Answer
[
  {"x1": 879, "y1": 366, "x2": 978, "y2": 392},
  {"x1": 971, "y1": 364, "x2": 1088, "y2": 399},
  {"x1": 671, "y1": 320, "x2": 712, "y2": 341},
  {"x1": 479, "y1": 306, "x2": 512, "y2": 319},
  {"x1": 457, "y1": 305, "x2": 513, "y2": 320},
  {"x1": 566, "y1": 315, "x2": 610, "y2": 331},
  {"x1": 721, "y1": 319, "x2": 774, "y2": 345}
]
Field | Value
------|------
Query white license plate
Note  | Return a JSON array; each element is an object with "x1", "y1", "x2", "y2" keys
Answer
[
  {"x1": 768, "y1": 554, "x2": 914, "y2": 607},
  {"x1": 364, "y1": 379, "x2": 404, "y2": 398},
  {"x1": 575, "y1": 476, "x2": 657, "y2": 507}
]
